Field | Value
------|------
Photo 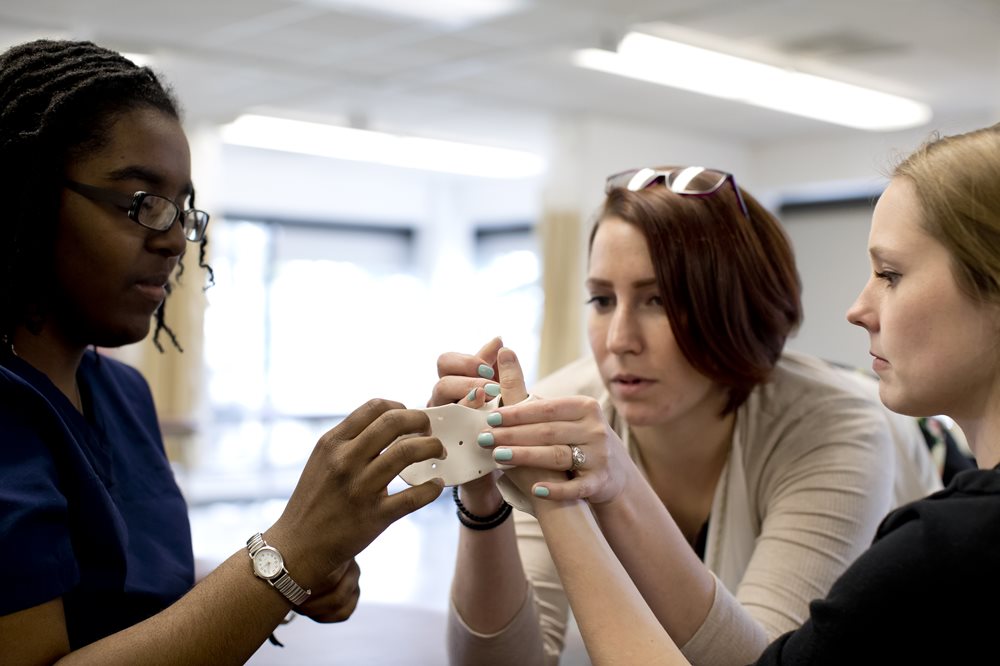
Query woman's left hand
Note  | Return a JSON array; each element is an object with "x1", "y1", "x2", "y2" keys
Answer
[{"x1": 485, "y1": 393, "x2": 636, "y2": 505}]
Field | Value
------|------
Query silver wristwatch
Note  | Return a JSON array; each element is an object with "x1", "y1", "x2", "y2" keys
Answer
[{"x1": 246, "y1": 533, "x2": 311, "y2": 606}]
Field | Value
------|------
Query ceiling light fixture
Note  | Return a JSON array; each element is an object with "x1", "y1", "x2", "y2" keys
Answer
[
  {"x1": 220, "y1": 114, "x2": 546, "y2": 179},
  {"x1": 122, "y1": 52, "x2": 155, "y2": 68},
  {"x1": 300, "y1": 0, "x2": 525, "y2": 27},
  {"x1": 572, "y1": 31, "x2": 932, "y2": 131}
]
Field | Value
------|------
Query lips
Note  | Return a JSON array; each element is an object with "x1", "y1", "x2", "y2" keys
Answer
[
  {"x1": 870, "y1": 351, "x2": 890, "y2": 373},
  {"x1": 132, "y1": 271, "x2": 173, "y2": 302},
  {"x1": 608, "y1": 373, "x2": 656, "y2": 398},
  {"x1": 612, "y1": 373, "x2": 651, "y2": 385}
]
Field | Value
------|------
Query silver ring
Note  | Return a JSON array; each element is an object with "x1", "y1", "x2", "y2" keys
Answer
[{"x1": 569, "y1": 445, "x2": 586, "y2": 472}]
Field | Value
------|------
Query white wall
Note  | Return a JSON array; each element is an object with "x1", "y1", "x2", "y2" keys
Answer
[
  {"x1": 780, "y1": 202, "x2": 876, "y2": 369},
  {"x1": 198, "y1": 111, "x2": 996, "y2": 369}
]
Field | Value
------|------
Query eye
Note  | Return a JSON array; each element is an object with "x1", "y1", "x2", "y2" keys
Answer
[
  {"x1": 647, "y1": 295, "x2": 664, "y2": 307},
  {"x1": 586, "y1": 295, "x2": 613, "y2": 310},
  {"x1": 874, "y1": 270, "x2": 901, "y2": 287}
]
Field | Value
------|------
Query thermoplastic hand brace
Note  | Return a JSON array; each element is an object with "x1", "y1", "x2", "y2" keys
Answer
[{"x1": 395, "y1": 395, "x2": 538, "y2": 513}]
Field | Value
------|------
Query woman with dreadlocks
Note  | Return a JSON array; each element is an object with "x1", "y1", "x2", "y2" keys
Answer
[{"x1": 0, "y1": 39, "x2": 445, "y2": 664}]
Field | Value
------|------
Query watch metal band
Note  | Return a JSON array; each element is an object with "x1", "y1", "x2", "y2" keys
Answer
[{"x1": 246, "y1": 533, "x2": 311, "y2": 606}]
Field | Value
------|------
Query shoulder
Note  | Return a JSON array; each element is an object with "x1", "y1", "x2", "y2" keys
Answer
[
  {"x1": 0, "y1": 362, "x2": 63, "y2": 437},
  {"x1": 880, "y1": 468, "x2": 1000, "y2": 544},
  {"x1": 756, "y1": 350, "x2": 879, "y2": 411},
  {"x1": 828, "y1": 470, "x2": 1000, "y2": 619},
  {"x1": 742, "y1": 350, "x2": 889, "y2": 444},
  {"x1": 529, "y1": 356, "x2": 605, "y2": 400},
  {"x1": 737, "y1": 351, "x2": 897, "y2": 494}
]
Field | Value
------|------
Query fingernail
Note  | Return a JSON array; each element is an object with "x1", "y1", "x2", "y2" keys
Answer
[
  {"x1": 477, "y1": 364, "x2": 495, "y2": 379},
  {"x1": 533, "y1": 486, "x2": 550, "y2": 498},
  {"x1": 493, "y1": 447, "x2": 512, "y2": 461},
  {"x1": 486, "y1": 412, "x2": 502, "y2": 426},
  {"x1": 467, "y1": 388, "x2": 477, "y2": 401},
  {"x1": 431, "y1": 478, "x2": 445, "y2": 487},
  {"x1": 485, "y1": 383, "x2": 501, "y2": 397},
  {"x1": 477, "y1": 432, "x2": 495, "y2": 447}
]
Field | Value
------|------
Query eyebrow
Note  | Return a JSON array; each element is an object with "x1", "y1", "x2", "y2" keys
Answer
[
  {"x1": 868, "y1": 246, "x2": 897, "y2": 262},
  {"x1": 106, "y1": 165, "x2": 194, "y2": 197},
  {"x1": 586, "y1": 277, "x2": 659, "y2": 289}
]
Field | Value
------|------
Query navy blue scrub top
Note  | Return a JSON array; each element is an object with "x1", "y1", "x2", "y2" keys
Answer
[{"x1": 0, "y1": 349, "x2": 194, "y2": 648}]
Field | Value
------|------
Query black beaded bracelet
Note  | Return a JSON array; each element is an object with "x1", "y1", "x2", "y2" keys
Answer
[{"x1": 453, "y1": 486, "x2": 513, "y2": 530}]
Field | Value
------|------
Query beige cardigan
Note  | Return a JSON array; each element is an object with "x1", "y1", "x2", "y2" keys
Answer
[{"x1": 448, "y1": 350, "x2": 941, "y2": 666}]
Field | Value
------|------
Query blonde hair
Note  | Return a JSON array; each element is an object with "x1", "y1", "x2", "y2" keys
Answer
[{"x1": 895, "y1": 123, "x2": 1000, "y2": 304}]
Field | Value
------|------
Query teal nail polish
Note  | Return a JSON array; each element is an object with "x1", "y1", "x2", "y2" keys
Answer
[
  {"x1": 485, "y1": 383, "x2": 501, "y2": 397},
  {"x1": 477, "y1": 364, "x2": 495, "y2": 379},
  {"x1": 494, "y1": 447, "x2": 513, "y2": 461},
  {"x1": 533, "y1": 486, "x2": 550, "y2": 498},
  {"x1": 477, "y1": 432, "x2": 495, "y2": 447},
  {"x1": 486, "y1": 412, "x2": 502, "y2": 426},
  {"x1": 467, "y1": 388, "x2": 477, "y2": 401}
]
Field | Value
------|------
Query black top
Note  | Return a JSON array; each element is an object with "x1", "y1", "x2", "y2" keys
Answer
[
  {"x1": 756, "y1": 465, "x2": 1000, "y2": 664},
  {"x1": 0, "y1": 350, "x2": 194, "y2": 648}
]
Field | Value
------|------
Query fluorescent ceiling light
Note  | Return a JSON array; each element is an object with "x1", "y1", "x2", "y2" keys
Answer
[
  {"x1": 122, "y1": 51, "x2": 154, "y2": 68},
  {"x1": 572, "y1": 32, "x2": 931, "y2": 131},
  {"x1": 300, "y1": 0, "x2": 524, "y2": 27},
  {"x1": 220, "y1": 114, "x2": 546, "y2": 179}
]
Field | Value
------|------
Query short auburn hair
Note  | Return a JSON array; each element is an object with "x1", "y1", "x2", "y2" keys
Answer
[{"x1": 593, "y1": 172, "x2": 802, "y2": 414}]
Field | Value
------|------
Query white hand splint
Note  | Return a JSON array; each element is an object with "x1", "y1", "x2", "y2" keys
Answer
[{"x1": 395, "y1": 395, "x2": 537, "y2": 514}]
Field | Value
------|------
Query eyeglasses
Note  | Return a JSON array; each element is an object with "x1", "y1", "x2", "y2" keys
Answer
[
  {"x1": 605, "y1": 166, "x2": 750, "y2": 220},
  {"x1": 64, "y1": 180, "x2": 210, "y2": 242}
]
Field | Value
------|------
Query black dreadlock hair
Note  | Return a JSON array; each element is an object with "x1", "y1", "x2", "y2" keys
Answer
[{"x1": 0, "y1": 39, "x2": 213, "y2": 353}]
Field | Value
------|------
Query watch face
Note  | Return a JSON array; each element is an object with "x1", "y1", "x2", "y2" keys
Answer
[{"x1": 253, "y1": 547, "x2": 284, "y2": 579}]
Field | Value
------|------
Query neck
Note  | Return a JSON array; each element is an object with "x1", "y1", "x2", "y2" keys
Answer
[
  {"x1": 955, "y1": 414, "x2": 1000, "y2": 470},
  {"x1": 951, "y1": 379, "x2": 1000, "y2": 469},
  {"x1": 12, "y1": 326, "x2": 87, "y2": 413},
  {"x1": 630, "y1": 397, "x2": 736, "y2": 475}
]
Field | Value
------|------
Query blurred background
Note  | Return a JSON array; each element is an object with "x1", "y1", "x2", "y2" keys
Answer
[{"x1": 2, "y1": 1, "x2": 997, "y2": 662}]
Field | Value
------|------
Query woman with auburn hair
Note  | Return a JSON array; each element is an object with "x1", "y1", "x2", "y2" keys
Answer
[
  {"x1": 434, "y1": 166, "x2": 941, "y2": 665},
  {"x1": 478, "y1": 123, "x2": 1000, "y2": 665}
]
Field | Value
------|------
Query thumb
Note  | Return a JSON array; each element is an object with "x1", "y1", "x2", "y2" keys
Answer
[
  {"x1": 497, "y1": 347, "x2": 528, "y2": 405},
  {"x1": 475, "y1": 336, "x2": 504, "y2": 364}
]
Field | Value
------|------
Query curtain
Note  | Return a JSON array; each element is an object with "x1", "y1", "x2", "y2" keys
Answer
[{"x1": 537, "y1": 208, "x2": 585, "y2": 378}]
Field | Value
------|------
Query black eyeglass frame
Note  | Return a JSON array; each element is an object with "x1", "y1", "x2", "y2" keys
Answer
[
  {"x1": 64, "y1": 179, "x2": 210, "y2": 242},
  {"x1": 604, "y1": 166, "x2": 751, "y2": 221}
]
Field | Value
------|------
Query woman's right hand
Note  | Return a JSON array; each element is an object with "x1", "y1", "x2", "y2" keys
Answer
[
  {"x1": 430, "y1": 337, "x2": 508, "y2": 510},
  {"x1": 265, "y1": 399, "x2": 445, "y2": 601},
  {"x1": 429, "y1": 336, "x2": 504, "y2": 408}
]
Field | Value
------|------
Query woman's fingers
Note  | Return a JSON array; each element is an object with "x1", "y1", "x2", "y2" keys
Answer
[
  {"x1": 435, "y1": 337, "x2": 502, "y2": 381},
  {"x1": 530, "y1": 476, "x2": 597, "y2": 502},
  {"x1": 327, "y1": 398, "x2": 405, "y2": 441},
  {"x1": 297, "y1": 558, "x2": 362, "y2": 623},
  {"x1": 429, "y1": 375, "x2": 499, "y2": 408},
  {"x1": 429, "y1": 337, "x2": 503, "y2": 407},
  {"x1": 497, "y1": 347, "x2": 528, "y2": 405},
  {"x1": 491, "y1": 395, "x2": 602, "y2": 427}
]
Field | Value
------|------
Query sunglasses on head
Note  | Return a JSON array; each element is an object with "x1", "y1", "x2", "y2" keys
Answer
[{"x1": 604, "y1": 166, "x2": 750, "y2": 220}]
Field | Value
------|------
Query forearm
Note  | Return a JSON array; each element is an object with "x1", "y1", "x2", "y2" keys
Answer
[
  {"x1": 451, "y1": 482, "x2": 530, "y2": 631},
  {"x1": 60, "y1": 551, "x2": 289, "y2": 665},
  {"x1": 592, "y1": 469, "x2": 716, "y2": 647},
  {"x1": 533, "y1": 499, "x2": 687, "y2": 666}
]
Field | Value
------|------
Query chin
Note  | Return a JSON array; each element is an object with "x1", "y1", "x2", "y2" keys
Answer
[
  {"x1": 93, "y1": 321, "x2": 154, "y2": 348},
  {"x1": 877, "y1": 384, "x2": 935, "y2": 419},
  {"x1": 614, "y1": 402, "x2": 668, "y2": 427}
]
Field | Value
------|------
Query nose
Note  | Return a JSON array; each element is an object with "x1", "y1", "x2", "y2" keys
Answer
[
  {"x1": 607, "y1": 304, "x2": 643, "y2": 355},
  {"x1": 846, "y1": 277, "x2": 877, "y2": 332},
  {"x1": 147, "y1": 216, "x2": 188, "y2": 258}
]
